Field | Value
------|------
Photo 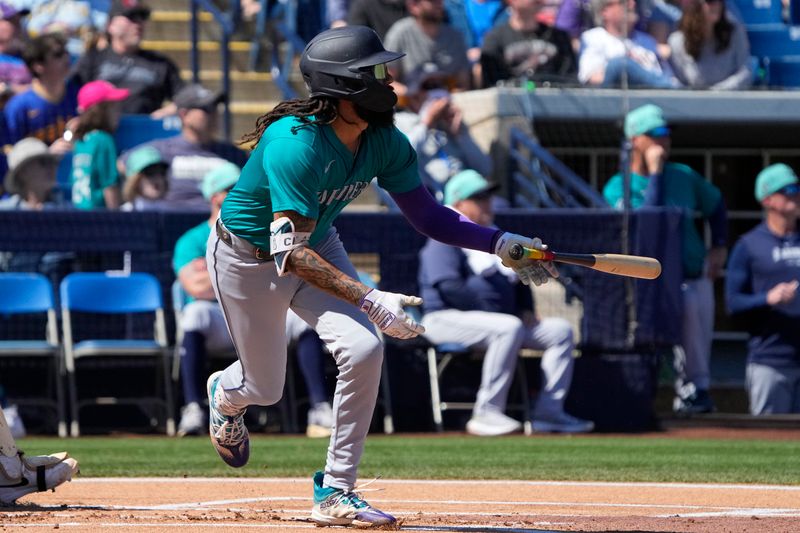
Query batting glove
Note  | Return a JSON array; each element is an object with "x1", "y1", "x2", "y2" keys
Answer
[
  {"x1": 359, "y1": 289, "x2": 426, "y2": 339},
  {"x1": 494, "y1": 232, "x2": 559, "y2": 286}
]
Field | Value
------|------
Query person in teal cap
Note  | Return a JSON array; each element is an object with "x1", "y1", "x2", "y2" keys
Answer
[
  {"x1": 173, "y1": 162, "x2": 335, "y2": 438},
  {"x1": 121, "y1": 146, "x2": 169, "y2": 211},
  {"x1": 603, "y1": 103, "x2": 728, "y2": 415},
  {"x1": 725, "y1": 163, "x2": 800, "y2": 415}
]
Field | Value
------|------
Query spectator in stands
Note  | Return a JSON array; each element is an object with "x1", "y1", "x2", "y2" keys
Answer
[
  {"x1": 0, "y1": 138, "x2": 75, "y2": 281},
  {"x1": 347, "y1": 0, "x2": 407, "y2": 39},
  {"x1": 446, "y1": 0, "x2": 507, "y2": 86},
  {"x1": 173, "y1": 162, "x2": 334, "y2": 438},
  {"x1": 578, "y1": 0, "x2": 680, "y2": 88},
  {"x1": 603, "y1": 104, "x2": 727, "y2": 415},
  {"x1": 4, "y1": 33, "x2": 78, "y2": 152},
  {"x1": 72, "y1": 0, "x2": 184, "y2": 117},
  {"x1": 25, "y1": 0, "x2": 108, "y2": 60},
  {"x1": 121, "y1": 145, "x2": 169, "y2": 211},
  {"x1": 70, "y1": 80, "x2": 129, "y2": 210},
  {"x1": 395, "y1": 70, "x2": 491, "y2": 201},
  {"x1": 0, "y1": 3, "x2": 32, "y2": 104},
  {"x1": 668, "y1": 0, "x2": 752, "y2": 90},
  {"x1": 0, "y1": 137, "x2": 63, "y2": 210},
  {"x1": 0, "y1": 405, "x2": 79, "y2": 505},
  {"x1": 120, "y1": 83, "x2": 248, "y2": 210},
  {"x1": 418, "y1": 169, "x2": 594, "y2": 435},
  {"x1": 480, "y1": 0, "x2": 577, "y2": 88},
  {"x1": 725, "y1": 164, "x2": 800, "y2": 415},
  {"x1": 327, "y1": 0, "x2": 349, "y2": 27},
  {"x1": 384, "y1": 0, "x2": 472, "y2": 100}
]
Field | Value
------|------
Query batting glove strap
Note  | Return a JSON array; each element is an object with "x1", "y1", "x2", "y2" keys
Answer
[
  {"x1": 494, "y1": 233, "x2": 558, "y2": 287},
  {"x1": 359, "y1": 289, "x2": 425, "y2": 339}
]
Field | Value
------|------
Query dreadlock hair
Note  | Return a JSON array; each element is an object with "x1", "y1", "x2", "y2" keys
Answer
[{"x1": 240, "y1": 96, "x2": 339, "y2": 146}]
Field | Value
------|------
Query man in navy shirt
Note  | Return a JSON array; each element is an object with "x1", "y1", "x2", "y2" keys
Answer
[
  {"x1": 418, "y1": 169, "x2": 594, "y2": 435},
  {"x1": 725, "y1": 164, "x2": 800, "y2": 415}
]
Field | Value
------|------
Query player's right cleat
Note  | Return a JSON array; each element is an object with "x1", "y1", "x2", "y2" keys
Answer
[
  {"x1": 0, "y1": 451, "x2": 79, "y2": 505},
  {"x1": 311, "y1": 471, "x2": 397, "y2": 528},
  {"x1": 465, "y1": 410, "x2": 522, "y2": 436},
  {"x1": 206, "y1": 371, "x2": 249, "y2": 468},
  {"x1": 673, "y1": 388, "x2": 715, "y2": 416}
]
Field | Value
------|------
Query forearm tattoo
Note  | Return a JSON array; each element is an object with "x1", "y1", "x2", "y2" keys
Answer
[
  {"x1": 274, "y1": 209, "x2": 369, "y2": 305},
  {"x1": 287, "y1": 247, "x2": 368, "y2": 305}
]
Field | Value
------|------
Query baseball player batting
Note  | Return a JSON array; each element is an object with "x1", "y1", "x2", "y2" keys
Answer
[{"x1": 205, "y1": 25, "x2": 557, "y2": 528}]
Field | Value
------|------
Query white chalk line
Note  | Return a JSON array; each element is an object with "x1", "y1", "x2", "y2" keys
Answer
[{"x1": 72, "y1": 477, "x2": 800, "y2": 491}]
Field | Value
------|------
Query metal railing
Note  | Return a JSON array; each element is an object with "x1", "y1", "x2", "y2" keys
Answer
[
  {"x1": 249, "y1": 0, "x2": 306, "y2": 99},
  {"x1": 189, "y1": 0, "x2": 233, "y2": 140},
  {"x1": 508, "y1": 127, "x2": 607, "y2": 208}
]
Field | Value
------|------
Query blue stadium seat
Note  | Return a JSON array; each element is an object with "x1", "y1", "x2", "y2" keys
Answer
[
  {"x1": 56, "y1": 153, "x2": 72, "y2": 204},
  {"x1": 731, "y1": 0, "x2": 783, "y2": 24},
  {"x1": 114, "y1": 114, "x2": 182, "y2": 152},
  {"x1": 747, "y1": 24, "x2": 800, "y2": 58},
  {"x1": 765, "y1": 55, "x2": 800, "y2": 87},
  {"x1": 0, "y1": 273, "x2": 66, "y2": 437},
  {"x1": 60, "y1": 272, "x2": 175, "y2": 437}
]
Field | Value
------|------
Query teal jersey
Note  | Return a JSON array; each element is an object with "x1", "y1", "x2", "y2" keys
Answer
[
  {"x1": 221, "y1": 116, "x2": 420, "y2": 249},
  {"x1": 603, "y1": 162, "x2": 722, "y2": 278},
  {"x1": 71, "y1": 130, "x2": 119, "y2": 209},
  {"x1": 173, "y1": 221, "x2": 211, "y2": 304}
]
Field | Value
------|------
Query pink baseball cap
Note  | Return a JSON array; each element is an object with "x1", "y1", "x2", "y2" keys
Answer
[{"x1": 77, "y1": 80, "x2": 130, "y2": 112}]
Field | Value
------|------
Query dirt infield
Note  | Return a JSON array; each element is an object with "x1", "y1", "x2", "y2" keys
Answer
[{"x1": 4, "y1": 476, "x2": 800, "y2": 532}]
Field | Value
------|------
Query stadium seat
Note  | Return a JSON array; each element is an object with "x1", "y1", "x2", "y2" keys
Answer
[
  {"x1": 114, "y1": 114, "x2": 182, "y2": 153},
  {"x1": 60, "y1": 272, "x2": 175, "y2": 437},
  {"x1": 746, "y1": 24, "x2": 800, "y2": 59},
  {"x1": 403, "y1": 303, "x2": 533, "y2": 435},
  {"x1": 764, "y1": 55, "x2": 800, "y2": 87},
  {"x1": 0, "y1": 273, "x2": 66, "y2": 437},
  {"x1": 731, "y1": 0, "x2": 783, "y2": 25}
]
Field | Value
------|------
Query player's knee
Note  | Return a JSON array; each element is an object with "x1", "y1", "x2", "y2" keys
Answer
[
  {"x1": 495, "y1": 314, "x2": 525, "y2": 338},
  {"x1": 347, "y1": 334, "x2": 384, "y2": 370},
  {"x1": 548, "y1": 317, "x2": 575, "y2": 346}
]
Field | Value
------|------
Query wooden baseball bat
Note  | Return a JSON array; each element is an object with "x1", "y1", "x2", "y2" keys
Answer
[{"x1": 508, "y1": 244, "x2": 662, "y2": 280}]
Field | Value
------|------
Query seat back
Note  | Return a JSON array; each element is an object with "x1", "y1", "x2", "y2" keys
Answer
[
  {"x1": 61, "y1": 272, "x2": 163, "y2": 314},
  {"x1": 0, "y1": 273, "x2": 55, "y2": 314}
]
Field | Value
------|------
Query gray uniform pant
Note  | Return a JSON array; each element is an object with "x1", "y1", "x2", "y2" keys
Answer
[
  {"x1": 675, "y1": 276, "x2": 715, "y2": 392},
  {"x1": 421, "y1": 310, "x2": 575, "y2": 419},
  {"x1": 746, "y1": 362, "x2": 800, "y2": 415},
  {"x1": 207, "y1": 222, "x2": 382, "y2": 491}
]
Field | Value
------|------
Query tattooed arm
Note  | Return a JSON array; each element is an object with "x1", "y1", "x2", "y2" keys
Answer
[{"x1": 275, "y1": 210, "x2": 370, "y2": 305}]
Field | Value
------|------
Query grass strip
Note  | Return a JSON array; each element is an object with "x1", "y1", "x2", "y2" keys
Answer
[{"x1": 17, "y1": 434, "x2": 800, "y2": 485}]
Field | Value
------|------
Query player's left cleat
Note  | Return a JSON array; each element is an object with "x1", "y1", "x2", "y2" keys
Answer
[
  {"x1": 531, "y1": 412, "x2": 595, "y2": 434},
  {"x1": 311, "y1": 471, "x2": 397, "y2": 528},
  {"x1": 0, "y1": 451, "x2": 79, "y2": 505},
  {"x1": 207, "y1": 371, "x2": 249, "y2": 468}
]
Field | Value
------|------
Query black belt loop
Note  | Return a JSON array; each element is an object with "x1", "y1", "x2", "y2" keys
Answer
[{"x1": 216, "y1": 219, "x2": 273, "y2": 262}]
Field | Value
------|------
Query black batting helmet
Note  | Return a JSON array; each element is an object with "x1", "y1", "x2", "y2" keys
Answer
[{"x1": 299, "y1": 25, "x2": 404, "y2": 112}]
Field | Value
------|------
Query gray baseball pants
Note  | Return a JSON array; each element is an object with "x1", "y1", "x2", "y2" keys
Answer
[
  {"x1": 207, "y1": 221, "x2": 382, "y2": 491},
  {"x1": 675, "y1": 277, "x2": 715, "y2": 392},
  {"x1": 746, "y1": 362, "x2": 800, "y2": 415},
  {"x1": 420, "y1": 310, "x2": 575, "y2": 419}
]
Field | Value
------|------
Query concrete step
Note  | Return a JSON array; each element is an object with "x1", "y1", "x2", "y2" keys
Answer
[
  {"x1": 142, "y1": 39, "x2": 256, "y2": 71},
  {"x1": 182, "y1": 70, "x2": 286, "y2": 101},
  {"x1": 146, "y1": 10, "x2": 267, "y2": 43}
]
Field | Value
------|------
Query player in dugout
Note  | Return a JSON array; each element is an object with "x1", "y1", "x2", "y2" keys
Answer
[{"x1": 203, "y1": 25, "x2": 558, "y2": 528}]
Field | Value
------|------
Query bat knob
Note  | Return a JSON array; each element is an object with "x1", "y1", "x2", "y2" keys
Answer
[{"x1": 508, "y1": 243, "x2": 524, "y2": 261}]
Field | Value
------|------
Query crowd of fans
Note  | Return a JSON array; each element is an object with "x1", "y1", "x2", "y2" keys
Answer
[{"x1": 0, "y1": 0, "x2": 797, "y2": 438}]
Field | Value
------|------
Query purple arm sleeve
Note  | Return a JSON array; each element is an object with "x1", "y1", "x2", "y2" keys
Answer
[{"x1": 390, "y1": 185, "x2": 502, "y2": 253}]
